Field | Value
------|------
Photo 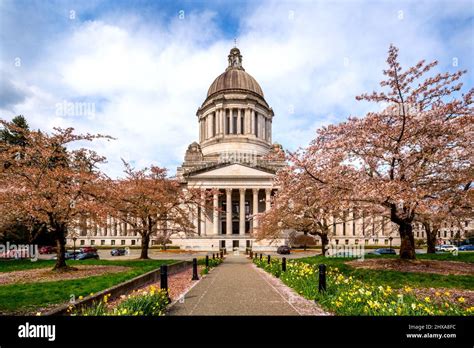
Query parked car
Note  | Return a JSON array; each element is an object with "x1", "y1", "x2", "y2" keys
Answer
[
  {"x1": 53, "y1": 251, "x2": 81, "y2": 260},
  {"x1": 369, "y1": 248, "x2": 396, "y2": 255},
  {"x1": 435, "y1": 244, "x2": 458, "y2": 253},
  {"x1": 76, "y1": 251, "x2": 100, "y2": 260},
  {"x1": 111, "y1": 248, "x2": 127, "y2": 256},
  {"x1": 277, "y1": 245, "x2": 291, "y2": 254},
  {"x1": 458, "y1": 244, "x2": 474, "y2": 251},
  {"x1": 39, "y1": 246, "x2": 56, "y2": 254},
  {"x1": 80, "y1": 247, "x2": 97, "y2": 253}
]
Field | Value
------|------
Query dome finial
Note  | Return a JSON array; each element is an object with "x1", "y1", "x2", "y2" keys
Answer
[{"x1": 227, "y1": 45, "x2": 244, "y2": 71}]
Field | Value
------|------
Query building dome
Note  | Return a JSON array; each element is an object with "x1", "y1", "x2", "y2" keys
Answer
[{"x1": 206, "y1": 47, "x2": 264, "y2": 98}]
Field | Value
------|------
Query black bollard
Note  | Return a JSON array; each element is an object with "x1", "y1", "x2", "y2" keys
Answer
[
  {"x1": 267, "y1": 255, "x2": 271, "y2": 264},
  {"x1": 318, "y1": 264, "x2": 326, "y2": 292},
  {"x1": 205, "y1": 255, "x2": 209, "y2": 268},
  {"x1": 160, "y1": 265, "x2": 170, "y2": 301},
  {"x1": 192, "y1": 258, "x2": 199, "y2": 280},
  {"x1": 260, "y1": 253, "x2": 263, "y2": 260},
  {"x1": 249, "y1": 251, "x2": 253, "y2": 258},
  {"x1": 282, "y1": 257, "x2": 287, "y2": 272},
  {"x1": 220, "y1": 251, "x2": 223, "y2": 258}
]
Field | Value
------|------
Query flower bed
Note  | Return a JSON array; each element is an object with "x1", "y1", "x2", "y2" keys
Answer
[
  {"x1": 254, "y1": 258, "x2": 473, "y2": 316},
  {"x1": 69, "y1": 286, "x2": 169, "y2": 316}
]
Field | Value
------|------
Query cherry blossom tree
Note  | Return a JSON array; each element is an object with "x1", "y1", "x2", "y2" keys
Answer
[
  {"x1": 102, "y1": 161, "x2": 214, "y2": 259},
  {"x1": 0, "y1": 120, "x2": 110, "y2": 270},
  {"x1": 256, "y1": 162, "x2": 346, "y2": 256},
  {"x1": 298, "y1": 45, "x2": 473, "y2": 259}
]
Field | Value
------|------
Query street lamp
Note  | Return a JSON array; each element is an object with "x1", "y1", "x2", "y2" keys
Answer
[
  {"x1": 72, "y1": 237, "x2": 77, "y2": 260},
  {"x1": 389, "y1": 236, "x2": 393, "y2": 249}
]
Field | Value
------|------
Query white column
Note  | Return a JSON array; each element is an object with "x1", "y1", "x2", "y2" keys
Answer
[
  {"x1": 252, "y1": 188, "x2": 259, "y2": 230},
  {"x1": 262, "y1": 116, "x2": 266, "y2": 140},
  {"x1": 229, "y1": 109, "x2": 234, "y2": 134},
  {"x1": 222, "y1": 108, "x2": 226, "y2": 135},
  {"x1": 237, "y1": 109, "x2": 242, "y2": 134},
  {"x1": 239, "y1": 188, "x2": 245, "y2": 235},
  {"x1": 200, "y1": 190, "x2": 206, "y2": 236},
  {"x1": 213, "y1": 191, "x2": 219, "y2": 235},
  {"x1": 251, "y1": 110, "x2": 255, "y2": 136},
  {"x1": 226, "y1": 188, "x2": 232, "y2": 235},
  {"x1": 265, "y1": 188, "x2": 271, "y2": 211},
  {"x1": 268, "y1": 119, "x2": 272, "y2": 143}
]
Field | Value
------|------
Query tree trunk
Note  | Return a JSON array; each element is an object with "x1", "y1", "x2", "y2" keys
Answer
[
  {"x1": 424, "y1": 222, "x2": 437, "y2": 254},
  {"x1": 320, "y1": 234, "x2": 329, "y2": 257},
  {"x1": 53, "y1": 229, "x2": 68, "y2": 271},
  {"x1": 399, "y1": 221, "x2": 416, "y2": 260},
  {"x1": 140, "y1": 234, "x2": 150, "y2": 259}
]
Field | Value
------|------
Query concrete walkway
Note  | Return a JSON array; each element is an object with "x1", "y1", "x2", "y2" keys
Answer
[{"x1": 167, "y1": 254, "x2": 327, "y2": 316}]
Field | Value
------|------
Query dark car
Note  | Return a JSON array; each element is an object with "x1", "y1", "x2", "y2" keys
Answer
[
  {"x1": 76, "y1": 251, "x2": 100, "y2": 260},
  {"x1": 111, "y1": 248, "x2": 127, "y2": 256},
  {"x1": 458, "y1": 244, "x2": 474, "y2": 251},
  {"x1": 80, "y1": 247, "x2": 98, "y2": 253},
  {"x1": 277, "y1": 245, "x2": 291, "y2": 255},
  {"x1": 369, "y1": 248, "x2": 396, "y2": 255}
]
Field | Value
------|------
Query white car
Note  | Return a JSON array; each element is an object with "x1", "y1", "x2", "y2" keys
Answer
[{"x1": 435, "y1": 244, "x2": 458, "y2": 252}]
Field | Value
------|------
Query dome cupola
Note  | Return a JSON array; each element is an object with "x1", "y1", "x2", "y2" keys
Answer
[{"x1": 197, "y1": 47, "x2": 274, "y2": 160}]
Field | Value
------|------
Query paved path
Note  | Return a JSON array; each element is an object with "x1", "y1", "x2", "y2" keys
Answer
[{"x1": 167, "y1": 254, "x2": 326, "y2": 316}]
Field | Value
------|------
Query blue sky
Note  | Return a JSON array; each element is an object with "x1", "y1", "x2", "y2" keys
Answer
[{"x1": 1, "y1": 0, "x2": 473, "y2": 177}]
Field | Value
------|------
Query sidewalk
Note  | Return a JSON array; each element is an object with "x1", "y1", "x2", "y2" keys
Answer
[{"x1": 167, "y1": 254, "x2": 327, "y2": 316}]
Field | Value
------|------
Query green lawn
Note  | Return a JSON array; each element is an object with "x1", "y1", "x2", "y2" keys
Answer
[
  {"x1": 0, "y1": 259, "x2": 175, "y2": 314},
  {"x1": 298, "y1": 253, "x2": 474, "y2": 290}
]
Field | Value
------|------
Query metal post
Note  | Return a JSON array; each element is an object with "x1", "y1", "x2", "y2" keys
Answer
[
  {"x1": 267, "y1": 255, "x2": 271, "y2": 264},
  {"x1": 220, "y1": 251, "x2": 223, "y2": 258},
  {"x1": 282, "y1": 257, "x2": 286, "y2": 272},
  {"x1": 192, "y1": 258, "x2": 199, "y2": 280},
  {"x1": 160, "y1": 265, "x2": 170, "y2": 301},
  {"x1": 318, "y1": 264, "x2": 326, "y2": 292},
  {"x1": 205, "y1": 255, "x2": 209, "y2": 268},
  {"x1": 249, "y1": 251, "x2": 253, "y2": 258},
  {"x1": 260, "y1": 253, "x2": 262, "y2": 260}
]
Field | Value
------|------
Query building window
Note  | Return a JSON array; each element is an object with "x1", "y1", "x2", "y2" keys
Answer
[
  {"x1": 101, "y1": 240, "x2": 105, "y2": 246},
  {"x1": 374, "y1": 239, "x2": 379, "y2": 245},
  {"x1": 254, "y1": 113, "x2": 258, "y2": 137},
  {"x1": 226, "y1": 110, "x2": 230, "y2": 134},
  {"x1": 384, "y1": 239, "x2": 389, "y2": 245},
  {"x1": 80, "y1": 240, "x2": 85, "y2": 246},
  {"x1": 335, "y1": 239, "x2": 339, "y2": 245},
  {"x1": 232, "y1": 110, "x2": 237, "y2": 134},
  {"x1": 444, "y1": 231, "x2": 447, "y2": 238},
  {"x1": 212, "y1": 113, "x2": 216, "y2": 137},
  {"x1": 121, "y1": 240, "x2": 126, "y2": 245},
  {"x1": 365, "y1": 239, "x2": 369, "y2": 245},
  {"x1": 131, "y1": 240, "x2": 136, "y2": 246},
  {"x1": 91, "y1": 240, "x2": 95, "y2": 245},
  {"x1": 345, "y1": 239, "x2": 349, "y2": 245},
  {"x1": 111, "y1": 240, "x2": 115, "y2": 246},
  {"x1": 355, "y1": 239, "x2": 359, "y2": 245}
]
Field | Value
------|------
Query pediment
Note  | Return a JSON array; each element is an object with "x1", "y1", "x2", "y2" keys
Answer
[{"x1": 189, "y1": 163, "x2": 274, "y2": 179}]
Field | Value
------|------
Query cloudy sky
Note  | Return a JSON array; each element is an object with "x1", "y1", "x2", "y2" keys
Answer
[{"x1": 1, "y1": 0, "x2": 473, "y2": 177}]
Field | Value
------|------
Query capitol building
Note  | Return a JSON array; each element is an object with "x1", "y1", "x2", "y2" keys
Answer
[{"x1": 67, "y1": 47, "x2": 472, "y2": 251}]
